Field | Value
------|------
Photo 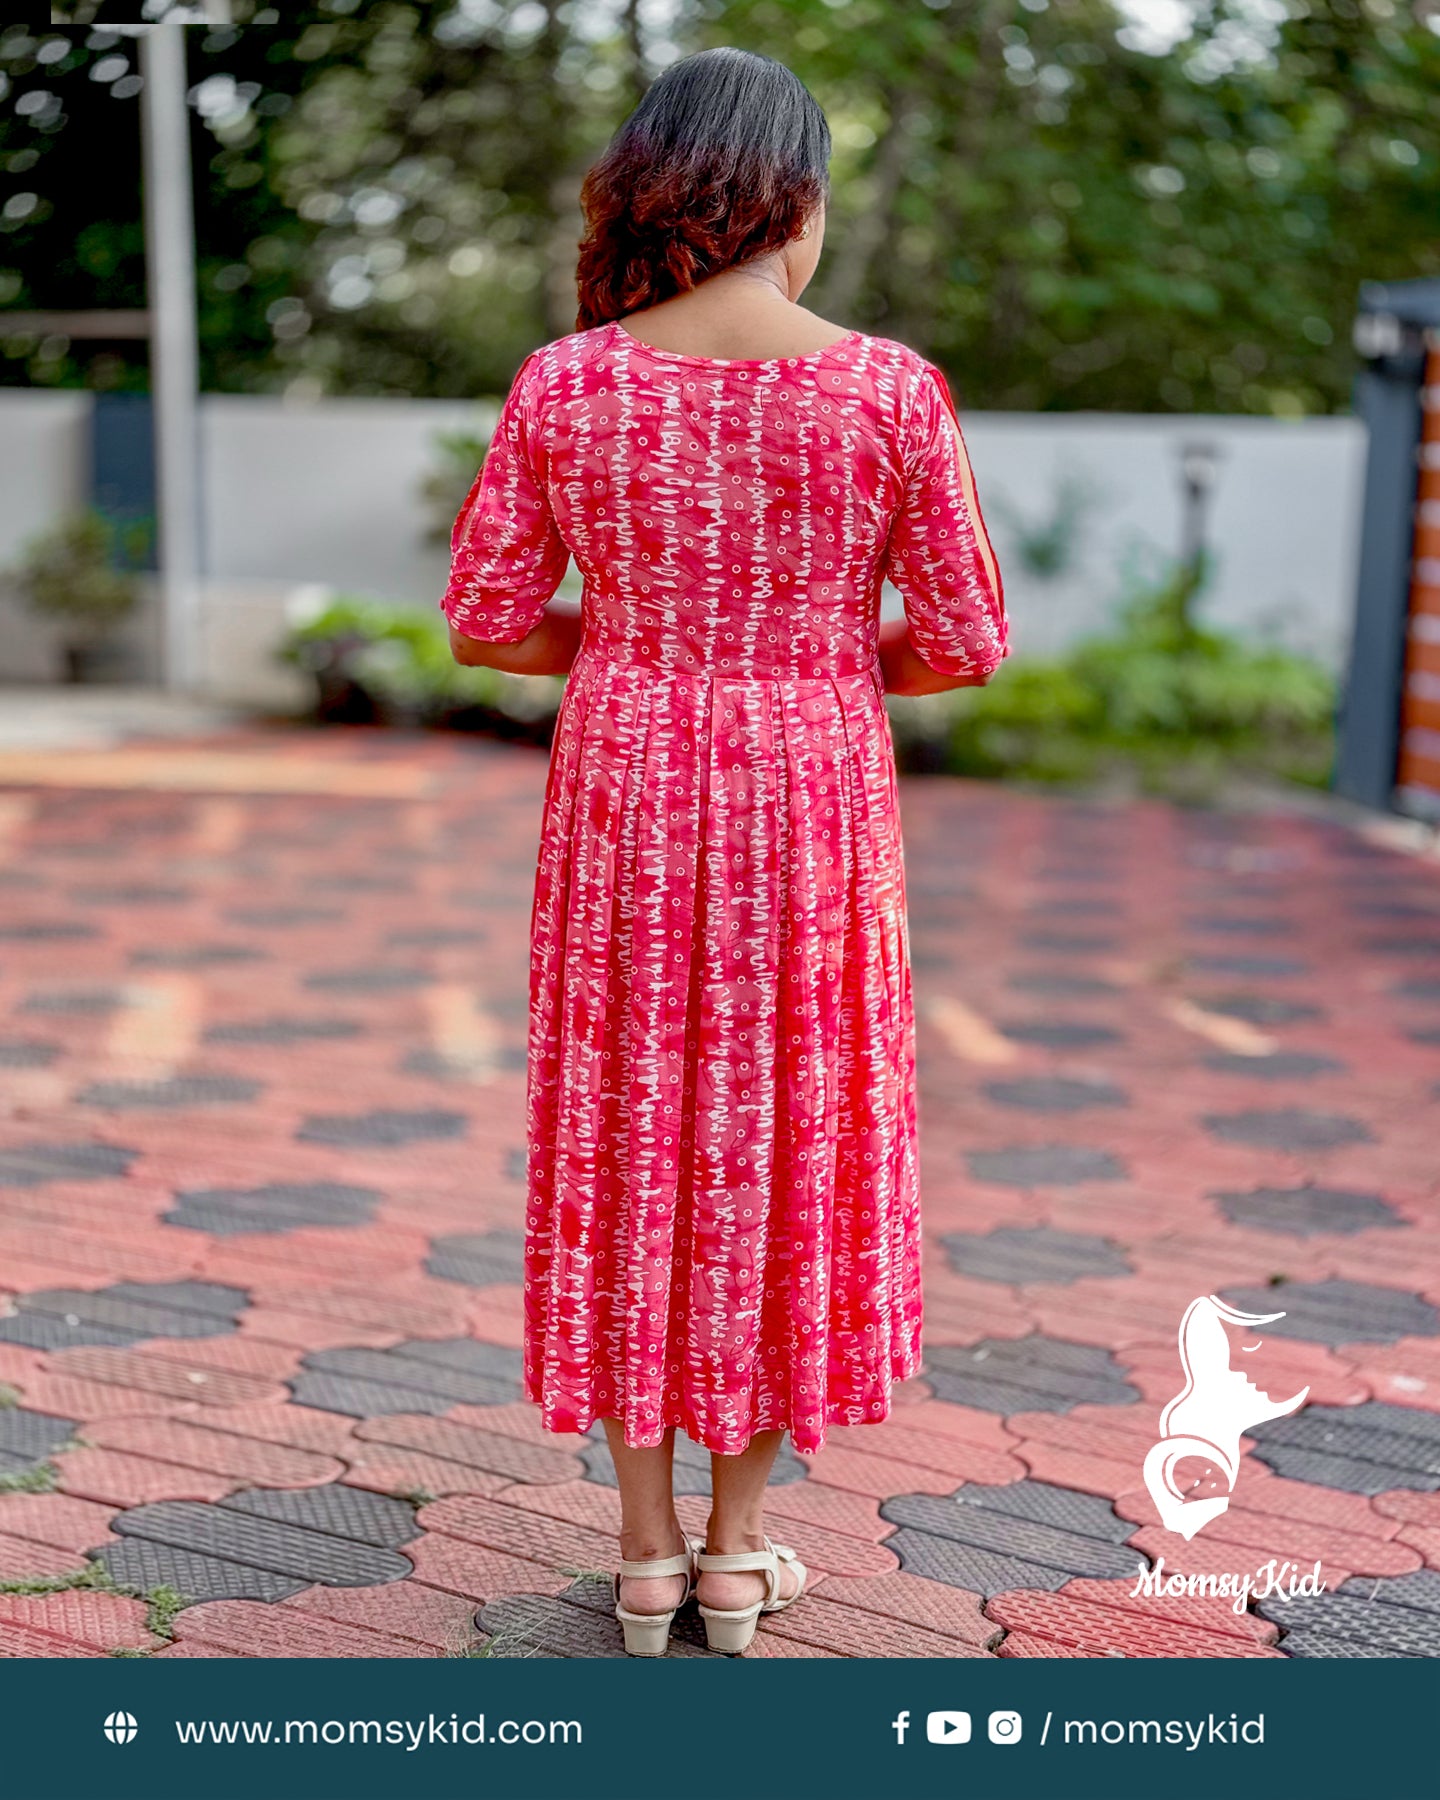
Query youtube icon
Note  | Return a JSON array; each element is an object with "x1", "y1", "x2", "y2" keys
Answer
[{"x1": 926, "y1": 1711, "x2": 972, "y2": 1745}]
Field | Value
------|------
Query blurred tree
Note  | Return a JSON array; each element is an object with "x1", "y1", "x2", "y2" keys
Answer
[{"x1": 5, "y1": 0, "x2": 1439, "y2": 412}]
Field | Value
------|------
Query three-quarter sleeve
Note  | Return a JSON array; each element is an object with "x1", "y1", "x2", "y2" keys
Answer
[
  {"x1": 883, "y1": 360, "x2": 1008, "y2": 680},
  {"x1": 440, "y1": 349, "x2": 570, "y2": 643}
]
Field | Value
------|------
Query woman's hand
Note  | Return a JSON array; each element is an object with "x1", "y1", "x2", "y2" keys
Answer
[
  {"x1": 448, "y1": 602, "x2": 583, "y2": 676},
  {"x1": 877, "y1": 617, "x2": 991, "y2": 697}
]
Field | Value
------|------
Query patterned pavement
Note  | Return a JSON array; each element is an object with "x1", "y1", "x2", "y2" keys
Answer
[{"x1": 1, "y1": 723, "x2": 1439, "y2": 1660}]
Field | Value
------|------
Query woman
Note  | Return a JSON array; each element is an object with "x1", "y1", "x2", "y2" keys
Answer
[{"x1": 442, "y1": 45, "x2": 1007, "y2": 1656}]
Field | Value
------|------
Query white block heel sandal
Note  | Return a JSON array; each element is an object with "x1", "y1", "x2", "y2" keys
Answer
[
  {"x1": 613, "y1": 1537, "x2": 700, "y2": 1657},
  {"x1": 696, "y1": 1537, "x2": 808, "y2": 1654}
]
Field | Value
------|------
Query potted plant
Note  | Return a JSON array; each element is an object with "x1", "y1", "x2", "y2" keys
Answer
[{"x1": 2, "y1": 508, "x2": 147, "y2": 682}]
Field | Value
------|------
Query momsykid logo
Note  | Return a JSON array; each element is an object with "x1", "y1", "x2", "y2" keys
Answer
[
  {"x1": 103, "y1": 1711, "x2": 139, "y2": 1745},
  {"x1": 1142, "y1": 1295, "x2": 1309, "y2": 1540}
]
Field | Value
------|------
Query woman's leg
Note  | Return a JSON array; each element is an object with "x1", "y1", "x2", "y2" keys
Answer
[
  {"x1": 698, "y1": 1430, "x2": 803, "y2": 1612},
  {"x1": 602, "y1": 1419, "x2": 690, "y2": 1615}
]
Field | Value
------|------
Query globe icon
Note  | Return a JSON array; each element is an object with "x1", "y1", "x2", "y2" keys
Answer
[{"x1": 103, "y1": 1711, "x2": 138, "y2": 1745}]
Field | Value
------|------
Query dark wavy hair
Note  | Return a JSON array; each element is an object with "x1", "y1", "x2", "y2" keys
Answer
[{"x1": 575, "y1": 47, "x2": 832, "y2": 332}]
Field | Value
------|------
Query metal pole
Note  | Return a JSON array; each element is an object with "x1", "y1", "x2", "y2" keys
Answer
[{"x1": 139, "y1": 21, "x2": 201, "y2": 691}]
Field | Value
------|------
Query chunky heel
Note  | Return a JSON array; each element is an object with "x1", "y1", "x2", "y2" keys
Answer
[
  {"x1": 612, "y1": 1537, "x2": 699, "y2": 1658},
  {"x1": 696, "y1": 1538, "x2": 808, "y2": 1655},
  {"x1": 697, "y1": 1599, "x2": 766, "y2": 1654},
  {"x1": 617, "y1": 1606, "x2": 680, "y2": 1657}
]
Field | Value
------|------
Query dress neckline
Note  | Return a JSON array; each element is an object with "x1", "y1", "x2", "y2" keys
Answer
[{"x1": 606, "y1": 318, "x2": 864, "y2": 369}]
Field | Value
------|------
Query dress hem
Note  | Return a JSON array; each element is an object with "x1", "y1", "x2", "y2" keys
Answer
[{"x1": 523, "y1": 1348, "x2": 924, "y2": 1459}]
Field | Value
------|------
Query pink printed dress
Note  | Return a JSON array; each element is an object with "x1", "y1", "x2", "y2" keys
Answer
[{"x1": 441, "y1": 319, "x2": 1007, "y2": 1456}]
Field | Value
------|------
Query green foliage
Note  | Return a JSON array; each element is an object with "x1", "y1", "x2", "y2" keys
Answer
[
  {"x1": 3, "y1": 4, "x2": 1438, "y2": 411},
  {"x1": 1, "y1": 508, "x2": 141, "y2": 638},
  {"x1": 990, "y1": 466, "x2": 1102, "y2": 579},
  {"x1": 419, "y1": 424, "x2": 493, "y2": 548},
  {"x1": 0, "y1": 1461, "x2": 59, "y2": 1495},
  {"x1": 0, "y1": 1559, "x2": 188, "y2": 1647},
  {"x1": 143, "y1": 1583, "x2": 187, "y2": 1642},
  {"x1": 276, "y1": 592, "x2": 565, "y2": 730},
  {"x1": 914, "y1": 558, "x2": 1337, "y2": 797}
]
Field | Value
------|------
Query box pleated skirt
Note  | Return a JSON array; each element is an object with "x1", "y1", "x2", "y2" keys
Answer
[{"x1": 521, "y1": 651, "x2": 924, "y2": 1456}]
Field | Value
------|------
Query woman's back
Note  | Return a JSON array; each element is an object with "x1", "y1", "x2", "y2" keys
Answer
[{"x1": 444, "y1": 318, "x2": 1006, "y2": 684}]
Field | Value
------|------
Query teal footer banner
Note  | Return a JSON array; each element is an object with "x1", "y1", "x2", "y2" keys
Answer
[{"x1": 0, "y1": 1655, "x2": 1428, "y2": 1800}]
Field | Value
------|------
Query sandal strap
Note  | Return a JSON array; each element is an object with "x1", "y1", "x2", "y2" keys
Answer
[
  {"x1": 696, "y1": 1539, "x2": 780, "y2": 1606},
  {"x1": 617, "y1": 1549, "x2": 693, "y2": 1580}
]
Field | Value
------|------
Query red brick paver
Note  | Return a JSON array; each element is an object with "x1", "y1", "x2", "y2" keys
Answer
[{"x1": 2, "y1": 725, "x2": 1438, "y2": 1659}]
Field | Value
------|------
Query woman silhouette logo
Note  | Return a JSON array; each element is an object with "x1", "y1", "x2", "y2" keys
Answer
[{"x1": 1142, "y1": 1295, "x2": 1309, "y2": 1540}]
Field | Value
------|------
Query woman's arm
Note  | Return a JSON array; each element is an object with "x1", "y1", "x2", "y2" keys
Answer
[
  {"x1": 877, "y1": 617, "x2": 991, "y2": 697},
  {"x1": 448, "y1": 600, "x2": 583, "y2": 676}
]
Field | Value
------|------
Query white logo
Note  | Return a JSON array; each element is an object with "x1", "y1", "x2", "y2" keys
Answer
[
  {"x1": 104, "y1": 1711, "x2": 138, "y2": 1745},
  {"x1": 1143, "y1": 1295, "x2": 1308, "y2": 1540},
  {"x1": 988, "y1": 1710, "x2": 1023, "y2": 1745},
  {"x1": 927, "y1": 1710, "x2": 971, "y2": 1744}
]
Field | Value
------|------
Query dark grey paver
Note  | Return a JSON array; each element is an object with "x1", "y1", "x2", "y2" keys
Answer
[
  {"x1": 1186, "y1": 956, "x2": 1309, "y2": 976},
  {"x1": 1201, "y1": 1052, "x2": 1347, "y2": 1081},
  {"x1": 0, "y1": 1407, "x2": 78, "y2": 1472},
  {"x1": 91, "y1": 1539, "x2": 306, "y2": 1604},
  {"x1": 74, "y1": 1075, "x2": 263, "y2": 1109},
  {"x1": 1219, "y1": 1279, "x2": 1437, "y2": 1346},
  {"x1": 1193, "y1": 994, "x2": 1325, "y2": 1025},
  {"x1": 1247, "y1": 1401, "x2": 1440, "y2": 1493},
  {"x1": 301, "y1": 967, "x2": 431, "y2": 993},
  {"x1": 69, "y1": 884, "x2": 192, "y2": 905},
  {"x1": 224, "y1": 907, "x2": 345, "y2": 928},
  {"x1": 0, "y1": 1279, "x2": 248, "y2": 1350},
  {"x1": 1394, "y1": 978, "x2": 1440, "y2": 1002},
  {"x1": 0, "y1": 923, "x2": 99, "y2": 941},
  {"x1": 1006, "y1": 974, "x2": 1121, "y2": 997},
  {"x1": 1211, "y1": 1185, "x2": 1405, "y2": 1237},
  {"x1": 112, "y1": 1497, "x2": 415, "y2": 1585},
  {"x1": 1362, "y1": 936, "x2": 1440, "y2": 958},
  {"x1": 290, "y1": 1338, "x2": 524, "y2": 1417},
  {"x1": 295, "y1": 1109, "x2": 467, "y2": 1148},
  {"x1": 385, "y1": 928, "x2": 488, "y2": 947},
  {"x1": 164, "y1": 1181, "x2": 381, "y2": 1235},
  {"x1": 0, "y1": 1038, "x2": 62, "y2": 1067},
  {"x1": 1260, "y1": 1573, "x2": 1440, "y2": 1656},
  {"x1": 301, "y1": 874, "x2": 412, "y2": 894},
  {"x1": 983, "y1": 1077, "x2": 1129, "y2": 1113},
  {"x1": 219, "y1": 1485, "x2": 418, "y2": 1548},
  {"x1": 20, "y1": 987, "x2": 124, "y2": 1012},
  {"x1": 966, "y1": 1145, "x2": 1129, "y2": 1186},
  {"x1": 923, "y1": 1334, "x2": 1139, "y2": 1415},
  {"x1": 882, "y1": 1480, "x2": 1137, "y2": 1596},
  {"x1": 1202, "y1": 1109, "x2": 1374, "y2": 1151},
  {"x1": 425, "y1": 1230, "x2": 527, "y2": 1289},
  {"x1": 130, "y1": 944, "x2": 265, "y2": 967},
  {"x1": 1017, "y1": 934, "x2": 1119, "y2": 954},
  {"x1": 1026, "y1": 899, "x2": 1124, "y2": 917},
  {"x1": 941, "y1": 1226, "x2": 1133, "y2": 1285},
  {"x1": 203, "y1": 1017, "x2": 364, "y2": 1045},
  {"x1": 1185, "y1": 916, "x2": 1291, "y2": 936},
  {"x1": 996, "y1": 1022, "x2": 1123, "y2": 1049}
]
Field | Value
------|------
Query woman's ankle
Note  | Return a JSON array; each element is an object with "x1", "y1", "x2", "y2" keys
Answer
[
  {"x1": 619, "y1": 1519, "x2": 686, "y2": 1563},
  {"x1": 704, "y1": 1522, "x2": 766, "y2": 1555}
]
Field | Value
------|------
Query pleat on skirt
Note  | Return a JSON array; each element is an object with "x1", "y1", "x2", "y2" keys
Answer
[{"x1": 521, "y1": 655, "x2": 923, "y2": 1457}]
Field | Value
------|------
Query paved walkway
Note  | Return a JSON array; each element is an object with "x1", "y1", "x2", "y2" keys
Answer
[{"x1": 1, "y1": 715, "x2": 1438, "y2": 1659}]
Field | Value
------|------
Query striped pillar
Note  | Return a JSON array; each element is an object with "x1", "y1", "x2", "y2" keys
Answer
[{"x1": 1395, "y1": 343, "x2": 1440, "y2": 814}]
